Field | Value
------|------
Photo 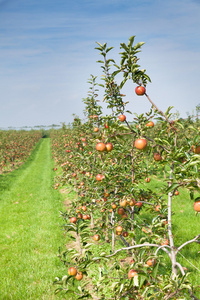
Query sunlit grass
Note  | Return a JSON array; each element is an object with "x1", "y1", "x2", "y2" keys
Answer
[{"x1": 0, "y1": 139, "x2": 67, "y2": 300}]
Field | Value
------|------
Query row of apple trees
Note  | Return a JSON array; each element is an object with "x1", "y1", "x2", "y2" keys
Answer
[
  {"x1": 51, "y1": 36, "x2": 200, "y2": 299},
  {"x1": 0, "y1": 130, "x2": 42, "y2": 173}
]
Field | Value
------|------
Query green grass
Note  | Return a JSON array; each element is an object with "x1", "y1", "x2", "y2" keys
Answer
[{"x1": 0, "y1": 138, "x2": 67, "y2": 300}]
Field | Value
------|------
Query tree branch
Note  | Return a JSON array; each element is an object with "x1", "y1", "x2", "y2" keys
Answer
[
  {"x1": 145, "y1": 93, "x2": 171, "y2": 125},
  {"x1": 175, "y1": 262, "x2": 185, "y2": 276},
  {"x1": 105, "y1": 243, "x2": 171, "y2": 258},
  {"x1": 175, "y1": 234, "x2": 200, "y2": 255}
]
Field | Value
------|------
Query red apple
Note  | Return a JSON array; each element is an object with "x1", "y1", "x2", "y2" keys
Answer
[
  {"x1": 193, "y1": 146, "x2": 200, "y2": 154},
  {"x1": 193, "y1": 200, "x2": 200, "y2": 212},
  {"x1": 96, "y1": 174, "x2": 103, "y2": 181},
  {"x1": 116, "y1": 225, "x2": 123, "y2": 232},
  {"x1": 155, "y1": 205, "x2": 160, "y2": 212},
  {"x1": 161, "y1": 239, "x2": 169, "y2": 246},
  {"x1": 134, "y1": 138, "x2": 147, "y2": 150},
  {"x1": 111, "y1": 203, "x2": 117, "y2": 209},
  {"x1": 154, "y1": 153, "x2": 162, "y2": 161},
  {"x1": 128, "y1": 269, "x2": 137, "y2": 279},
  {"x1": 82, "y1": 205, "x2": 87, "y2": 212},
  {"x1": 93, "y1": 234, "x2": 100, "y2": 241},
  {"x1": 146, "y1": 121, "x2": 154, "y2": 127},
  {"x1": 117, "y1": 207, "x2": 125, "y2": 215},
  {"x1": 119, "y1": 199, "x2": 128, "y2": 207},
  {"x1": 129, "y1": 198, "x2": 136, "y2": 206},
  {"x1": 96, "y1": 142, "x2": 106, "y2": 152},
  {"x1": 119, "y1": 114, "x2": 126, "y2": 122},
  {"x1": 135, "y1": 202, "x2": 142, "y2": 208},
  {"x1": 75, "y1": 272, "x2": 83, "y2": 281},
  {"x1": 70, "y1": 217, "x2": 77, "y2": 224},
  {"x1": 135, "y1": 86, "x2": 146, "y2": 95},
  {"x1": 122, "y1": 231, "x2": 129, "y2": 237},
  {"x1": 146, "y1": 259, "x2": 156, "y2": 267},
  {"x1": 68, "y1": 267, "x2": 77, "y2": 276},
  {"x1": 105, "y1": 142, "x2": 113, "y2": 152}
]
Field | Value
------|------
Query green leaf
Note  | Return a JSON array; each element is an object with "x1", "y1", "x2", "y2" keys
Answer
[
  {"x1": 77, "y1": 294, "x2": 93, "y2": 299},
  {"x1": 128, "y1": 35, "x2": 135, "y2": 47},
  {"x1": 62, "y1": 275, "x2": 68, "y2": 283},
  {"x1": 96, "y1": 42, "x2": 103, "y2": 47},
  {"x1": 106, "y1": 59, "x2": 115, "y2": 64},
  {"x1": 180, "y1": 284, "x2": 192, "y2": 290},
  {"x1": 120, "y1": 57, "x2": 126, "y2": 65},
  {"x1": 139, "y1": 275, "x2": 147, "y2": 288},
  {"x1": 133, "y1": 42, "x2": 145, "y2": 50},
  {"x1": 119, "y1": 283, "x2": 124, "y2": 293},
  {"x1": 120, "y1": 78, "x2": 128, "y2": 89},
  {"x1": 190, "y1": 191, "x2": 194, "y2": 200},
  {"x1": 54, "y1": 287, "x2": 63, "y2": 294},
  {"x1": 194, "y1": 135, "x2": 200, "y2": 144},
  {"x1": 125, "y1": 110, "x2": 132, "y2": 114},
  {"x1": 165, "y1": 183, "x2": 180, "y2": 194},
  {"x1": 112, "y1": 70, "x2": 121, "y2": 77},
  {"x1": 143, "y1": 73, "x2": 151, "y2": 82},
  {"x1": 114, "y1": 63, "x2": 120, "y2": 69},
  {"x1": 95, "y1": 47, "x2": 103, "y2": 51},
  {"x1": 152, "y1": 261, "x2": 159, "y2": 277},
  {"x1": 106, "y1": 46, "x2": 114, "y2": 53},
  {"x1": 188, "y1": 125, "x2": 197, "y2": 132},
  {"x1": 185, "y1": 151, "x2": 191, "y2": 160},
  {"x1": 120, "y1": 43, "x2": 129, "y2": 52},
  {"x1": 134, "y1": 275, "x2": 139, "y2": 286},
  {"x1": 165, "y1": 106, "x2": 174, "y2": 116}
]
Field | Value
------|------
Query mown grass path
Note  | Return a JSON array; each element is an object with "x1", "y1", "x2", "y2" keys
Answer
[{"x1": 0, "y1": 138, "x2": 66, "y2": 300}]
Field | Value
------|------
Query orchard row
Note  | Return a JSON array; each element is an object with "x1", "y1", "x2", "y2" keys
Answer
[
  {"x1": 50, "y1": 36, "x2": 200, "y2": 300},
  {"x1": 0, "y1": 130, "x2": 42, "y2": 173}
]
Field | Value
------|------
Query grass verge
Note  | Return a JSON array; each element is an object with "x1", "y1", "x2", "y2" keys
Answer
[{"x1": 0, "y1": 138, "x2": 67, "y2": 300}]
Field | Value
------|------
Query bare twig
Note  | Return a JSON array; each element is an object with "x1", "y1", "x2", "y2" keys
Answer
[
  {"x1": 105, "y1": 243, "x2": 171, "y2": 258},
  {"x1": 145, "y1": 93, "x2": 171, "y2": 124},
  {"x1": 189, "y1": 289, "x2": 200, "y2": 300},
  {"x1": 143, "y1": 135, "x2": 171, "y2": 153},
  {"x1": 177, "y1": 251, "x2": 200, "y2": 273},
  {"x1": 125, "y1": 119, "x2": 136, "y2": 134},
  {"x1": 175, "y1": 262, "x2": 185, "y2": 276},
  {"x1": 175, "y1": 234, "x2": 200, "y2": 255},
  {"x1": 131, "y1": 136, "x2": 135, "y2": 183}
]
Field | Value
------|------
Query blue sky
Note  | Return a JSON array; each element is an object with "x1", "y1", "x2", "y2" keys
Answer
[{"x1": 0, "y1": 0, "x2": 200, "y2": 128}]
